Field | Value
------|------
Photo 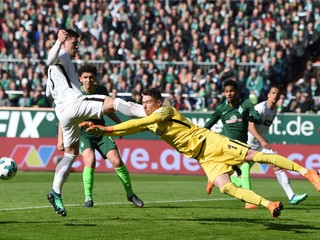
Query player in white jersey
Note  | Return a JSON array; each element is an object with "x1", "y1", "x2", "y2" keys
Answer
[
  {"x1": 45, "y1": 29, "x2": 146, "y2": 217},
  {"x1": 248, "y1": 86, "x2": 308, "y2": 205}
]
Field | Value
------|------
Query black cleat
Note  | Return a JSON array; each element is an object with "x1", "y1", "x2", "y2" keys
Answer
[
  {"x1": 84, "y1": 200, "x2": 94, "y2": 208},
  {"x1": 127, "y1": 193, "x2": 144, "y2": 208}
]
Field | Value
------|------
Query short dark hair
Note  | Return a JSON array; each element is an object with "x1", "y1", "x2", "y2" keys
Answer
[
  {"x1": 78, "y1": 65, "x2": 97, "y2": 77},
  {"x1": 66, "y1": 29, "x2": 80, "y2": 38},
  {"x1": 142, "y1": 87, "x2": 163, "y2": 102},
  {"x1": 269, "y1": 85, "x2": 281, "y2": 93},
  {"x1": 223, "y1": 79, "x2": 238, "y2": 90}
]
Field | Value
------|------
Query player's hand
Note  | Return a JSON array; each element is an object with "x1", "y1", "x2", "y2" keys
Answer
[
  {"x1": 261, "y1": 140, "x2": 270, "y2": 150},
  {"x1": 57, "y1": 142, "x2": 64, "y2": 151},
  {"x1": 57, "y1": 29, "x2": 68, "y2": 43},
  {"x1": 86, "y1": 125, "x2": 113, "y2": 136},
  {"x1": 79, "y1": 121, "x2": 94, "y2": 130}
]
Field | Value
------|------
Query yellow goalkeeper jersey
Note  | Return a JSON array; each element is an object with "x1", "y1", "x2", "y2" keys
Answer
[{"x1": 110, "y1": 106, "x2": 210, "y2": 159}]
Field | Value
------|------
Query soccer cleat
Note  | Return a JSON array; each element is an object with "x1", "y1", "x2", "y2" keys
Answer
[
  {"x1": 47, "y1": 190, "x2": 67, "y2": 217},
  {"x1": 290, "y1": 193, "x2": 308, "y2": 206},
  {"x1": 267, "y1": 201, "x2": 283, "y2": 218},
  {"x1": 84, "y1": 199, "x2": 94, "y2": 208},
  {"x1": 304, "y1": 170, "x2": 320, "y2": 191},
  {"x1": 245, "y1": 203, "x2": 258, "y2": 209},
  {"x1": 127, "y1": 193, "x2": 144, "y2": 208},
  {"x1": 206, "y1": 181, "x2": 215, "y2": 195}
]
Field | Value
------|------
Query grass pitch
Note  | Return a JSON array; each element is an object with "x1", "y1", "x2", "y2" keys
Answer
[{"x1": 1, "y1": 171, "x2": 319, "y2": 240}]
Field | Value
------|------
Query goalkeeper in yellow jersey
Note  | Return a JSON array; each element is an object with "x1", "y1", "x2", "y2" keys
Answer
[{"x1": 80, "y1": 87, "x2": 320, "y2": 218}]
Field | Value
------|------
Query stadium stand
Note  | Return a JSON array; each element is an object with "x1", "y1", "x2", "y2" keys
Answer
[{"x1": 0, "y1": 0, "x2": 319, "y2": 113}]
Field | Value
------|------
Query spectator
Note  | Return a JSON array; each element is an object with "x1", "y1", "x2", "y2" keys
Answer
[
  {"x1": 0, "y1": 86, "x2": 11, "y2": 106},
  {"x1": 245, "y1": 68, "x2": 264, "y2": 100},
  {"x1": 174, "y1": 93, "x2": 192, "y2": 111},
  {"x1": 18, "y1": 90, "x2": 32, "y2": 107},
  {"x1": 0, "y1": 0, "x2": 320, "y2": 112}
]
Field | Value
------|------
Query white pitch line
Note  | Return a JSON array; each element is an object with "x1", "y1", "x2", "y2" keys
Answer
[{"x1": 0, "y1": 198, "x2": 235, "y2": 211}]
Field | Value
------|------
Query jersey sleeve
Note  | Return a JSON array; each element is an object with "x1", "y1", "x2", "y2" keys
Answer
[
  {"x1": 204, "y1": 107, "x2": 222, "y2": 129},
  {"x1": 110, "y1": 106, "x2": 174, "y2": 136},
  {"x1": 46, "y1": 40, "x2": 62, "y2": 65},
  {"x1": 247, "y1": 100, "x2": 262, "y2": 124}
]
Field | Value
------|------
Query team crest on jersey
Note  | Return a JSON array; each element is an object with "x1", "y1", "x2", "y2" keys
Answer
[
  {"x1": 238, "y1": 106, "x2": 243, "y2": 114},
  {"x1": 226, "y1": 114, "x2": 240, "y2": 124}
]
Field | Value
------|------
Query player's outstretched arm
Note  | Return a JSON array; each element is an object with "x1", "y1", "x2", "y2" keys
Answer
[{"x1": 46, "y1": 30, "x2": 68, "y2": 65}]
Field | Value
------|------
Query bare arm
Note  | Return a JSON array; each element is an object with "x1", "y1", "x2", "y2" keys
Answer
[
  {"x1": 248, "y1": 121, "x2": 270, "y2": 149},
  {"x1": 106, "y1": 112, "x2": 122, "y2": 124},
  {"x1": 80, "y1": 106, "x2": 174, "y2": 137}
]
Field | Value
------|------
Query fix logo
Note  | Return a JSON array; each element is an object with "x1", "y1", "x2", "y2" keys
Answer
[{"x1": 0, "y1": 110, "x2": 56, "y2": 138}]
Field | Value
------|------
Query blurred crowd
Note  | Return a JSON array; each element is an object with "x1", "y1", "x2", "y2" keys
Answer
[{"x1": 0, "y1": 0, "x2": 320, "y2": 113}]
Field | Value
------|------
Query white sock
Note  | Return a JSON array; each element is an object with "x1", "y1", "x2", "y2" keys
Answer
[
  {"x1": 52, "y1": 153, "x2": 76, "y2": 194},
  {"x1": 275, "y1": 169, "x2": 295, "y2": 200},
  {"x1": 113, "y1": 98, "x2": 146, "y2": 118}
]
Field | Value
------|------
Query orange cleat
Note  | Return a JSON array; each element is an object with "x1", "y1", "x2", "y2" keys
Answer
[
  {"x1": 304, "y1": 170, "x2": 320, "y2": 191},
  {"x1": 267, "y1": 201, "x2": 283, "y2": 218},
  {"x1": 206, "y1": 181, "x2": 214, "y2": 195},
  {"x1": 245, "y1": 203, "x2": 258, "y2": 209}
]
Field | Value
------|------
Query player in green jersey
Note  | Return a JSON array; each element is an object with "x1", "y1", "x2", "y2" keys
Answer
[
  {"x1": 58, "y1": 65, "x2": 144, "y2": 208},
  {"x1": 204, "y1": 79, "x2": 262, "y2": 209}
]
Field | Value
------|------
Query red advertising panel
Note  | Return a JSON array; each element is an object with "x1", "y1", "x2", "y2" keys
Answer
[{"x1": 0, "y1": 138, "x2": 319, "y2": 179}]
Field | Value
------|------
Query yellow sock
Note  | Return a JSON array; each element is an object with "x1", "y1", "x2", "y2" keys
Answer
[
  {"x1": 220, "y1": 182, "x2": 266, "y2": 206},
  {"x1": 253, "y1": 152, "x2": 308, "y2": 175}
]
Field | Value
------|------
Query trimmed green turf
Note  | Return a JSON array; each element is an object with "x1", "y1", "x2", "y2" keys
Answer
[{"x1": 1, "y1": 171, "x2": 319, "y2": 240}]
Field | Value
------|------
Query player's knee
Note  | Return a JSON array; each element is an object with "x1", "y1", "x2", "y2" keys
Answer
[{"x1": 103, "y1": 96, "x2": 115, "y2": 113}]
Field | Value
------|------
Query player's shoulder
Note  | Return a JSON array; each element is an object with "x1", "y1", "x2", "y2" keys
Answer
[
  {"x1": 157, "y1": 106, "x2": 175, "y2": 114},
  {"x1": 95, "y1": 85, "x2": 108, "y2": 95},
  {"x1": 254, "y1": 101, "x2": 266, "y2": 110},
  {"x1": 240, "y1": 99, "x2": 255, "y2": 109},
  {"x1": 215, "y1": 102, "x2": 227, "y2": 112}
]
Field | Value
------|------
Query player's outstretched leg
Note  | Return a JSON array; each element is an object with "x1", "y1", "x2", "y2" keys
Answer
[
  {"x1": 219, "y1": 182, "x2": 283, "y2": 217},
  {"x1": 252, "y1": 152, "x2": 320, "y2": 191}
]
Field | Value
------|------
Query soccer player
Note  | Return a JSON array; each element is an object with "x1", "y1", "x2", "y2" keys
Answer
[
  {"x1": 45, "y1": 29, "x2": 146, "y2": 216},
  {"x1": 204, "y1": 79, "x2": 262, "y2": 209},
  {"x1": 80, "y1": 87, "x2": 320, "y2": 218},
  {"x1": 78, "y1": 65, "x2": 143, "y2": 208},
  {"x1": 247, "y1": 86, "x2": 308, "y2": 205},
  {"x1": 57, "y1": 65, "x2": 144, "y2": 208}
]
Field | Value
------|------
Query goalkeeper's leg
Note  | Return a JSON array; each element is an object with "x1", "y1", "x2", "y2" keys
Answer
[
  {"x1": 247, "y1": 150, "x2": 320, "y2": 191},
  {"x1": 215, "y1": 174, "x2": 283, "y2": 217}
]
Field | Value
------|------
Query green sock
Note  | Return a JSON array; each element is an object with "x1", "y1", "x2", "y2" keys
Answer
[
  {"x1": 230, "y1": 175, "x2": 242, "y2": 187},
  {"x1": 115, "y1": 164, "x2": 133, "y2": 197},
  {"x1": 83, "y1": 167, "x2": 95, "y2": 201},
  {"x1": 240, "y1": 162, "x2": 251, "y2": 190}
]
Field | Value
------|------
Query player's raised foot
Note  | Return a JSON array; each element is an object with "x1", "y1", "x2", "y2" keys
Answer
[
  {"x1": 84, "y1": 199, "x2": 94, "y2": 208},
  {"x1": 206, "y1": 181, "x2": 215, "y2": 195},
  {"x1": 128, "y1": 193, "x2": 144, "y2": 208},
  {"x1": 47, "y1": 190, "x2": 67, "y2": 217},
  {"x1": 245, "y1": 203, "x2": 258, "y2": 209},
  {"x1": 267, "y1": 201, "x2": 283, "y2": 218},
  {"x1": 304, "y1": 170, "x2": 320, "y2": 191},
  {"x1": 290, "y1": 193, "x2": 308, "y2": 206}
]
